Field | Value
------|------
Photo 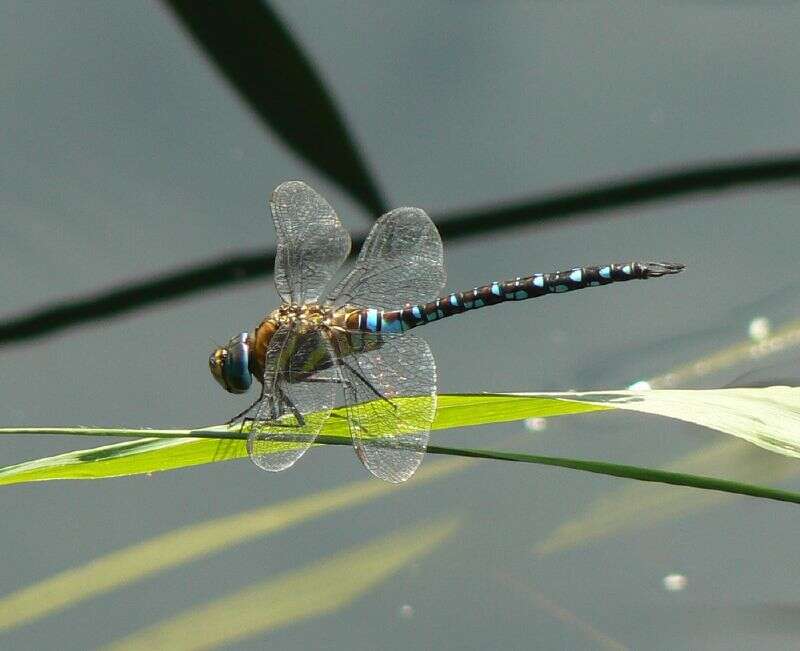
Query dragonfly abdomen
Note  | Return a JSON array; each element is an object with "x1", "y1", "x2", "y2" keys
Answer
[{"x1": 349, "y1": 261, "x2": 684, "y2": 334}]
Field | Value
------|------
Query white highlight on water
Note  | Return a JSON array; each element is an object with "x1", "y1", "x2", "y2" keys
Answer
[
  {"x1": 662, "y1": 574, "x2": 687, "y2": 592},
  {"x1": 524, "y1": 417, "x2": 547, "y2": 432},
  {"x1": 398, "y1": 604, "x2": 415, "y2": 619},
  {"x1": 748, "y1": 316, "x2": 771, "y2": 343}
]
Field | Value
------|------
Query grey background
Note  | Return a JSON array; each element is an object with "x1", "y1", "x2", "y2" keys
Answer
[{"x1": 3, "y1": 1, "x2": 800, "y2": 649}]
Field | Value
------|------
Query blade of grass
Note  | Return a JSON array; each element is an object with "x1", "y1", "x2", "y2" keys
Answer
[
  {"x1": 0, "y1": 458, "x2": 470, "y2": 633},
  {"x1": 162, "y1": 0, "x2": 385, "y2": 216},
  {"x1": 547, "y1": 385, "x2": 800, "y2": 458},
  {"x1": 5, "y1": 386, "x2": 800, "y2": 482},
  {"x1": 100, "y1": 516, "x2": 460, "y2": 651},
  {"x1": 423, "y1": 445, "x2": 800, "y2": 506},
  {"x1": 3, "y1": 390, "x2": 800, "y2": 505},
  {"x1": 6, "y1": 431, "x2": 800, "y2": 505},
  {"x1": 0, "y1": 395, "x2": 604, "y2": 484},
  {"x1": 2, "y1": 437, "x2": 800, "y2": 507}
]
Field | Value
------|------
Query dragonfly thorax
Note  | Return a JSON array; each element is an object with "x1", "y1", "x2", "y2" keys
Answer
[
  {"x1": 272, "y1": 302, "x2": 333, "y2": 328},
  {"x1": 249, "y1": 304, "x2": 345, "y2": 388}
]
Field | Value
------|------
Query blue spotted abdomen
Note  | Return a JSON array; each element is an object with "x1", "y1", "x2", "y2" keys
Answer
[{"x1": 350, "y1": 261, "x2": 683, "y2": 334}]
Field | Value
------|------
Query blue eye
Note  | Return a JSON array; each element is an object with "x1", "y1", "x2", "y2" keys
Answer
[
  {"x1": 223, "y1": 332, "x2": 252, "y2": 393},
  {"x1": 210, "y1": 332, "x2": 253, "y2": 394}
]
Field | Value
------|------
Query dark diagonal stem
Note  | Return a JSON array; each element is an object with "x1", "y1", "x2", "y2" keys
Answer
[{"x1": 2, "y1": 153, "x2": 799, "y2": 346}]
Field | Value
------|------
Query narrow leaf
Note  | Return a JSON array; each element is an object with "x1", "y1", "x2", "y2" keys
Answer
[
  {"x1": 100, "y1": 516, "x2": 460, "y2": 650},
  {"x1": 0, "y1": 459, "x2": 470, "y2": 632},
  {"x1": 3, "y1": 389, "x2": 800, "y2": 507},
  {"x1": 0, "y1": 395, "x2": 603, "y2": 485},
  {"x1": 162, "y1": 0, "x2": 385, "y2": 215},
  {"x1": 543, "y1": 386, "x2": 800, "y2": 458},
  {"x1": 424, "y1": 445, "x2": 800, "y2": 506},
  {"x1": 436, "y1": 153, "x2": 800, "y2": 238}
]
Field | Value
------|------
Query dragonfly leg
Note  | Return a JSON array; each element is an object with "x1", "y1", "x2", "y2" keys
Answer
[
  {"x1": 277, "y1": 388, "x2": 306, "y2": 428},
  {"x1": 226, "y1": 385, "x2": 265, "y2": 425},
  {"x1": 327, "y1": 328, "x2": 396, "y2": 411},
  {"x1": 226, "y1": 385, "x2": 295, "y2": 427},
  {"x1": 337, "y1": 357, "x2": 397, "y2": 411}
]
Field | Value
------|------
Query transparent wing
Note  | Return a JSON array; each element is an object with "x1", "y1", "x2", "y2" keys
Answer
[
  {"x1": 271, "y1": 180, "x2": 351, "y2": 304},
  {"x1": 328, "y1": 207, "x2": 445, "y2": 309},
  {"x1": 336, "y1": 331, "x2": 436, "y2": 483},
  {"x1": 248, "y1": 325, "x2": 338, "y2": 472}
]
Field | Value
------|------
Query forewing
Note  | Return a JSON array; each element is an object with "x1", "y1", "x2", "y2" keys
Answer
[
  {"x1": 337, "y1": 331, "x2": 436, "y2": 483},
  {"x1": 248, "y1": 326, "x2": 338, "y2": 472},
  {"x1": 328, "y1": 207, "x2": 445, "y2": 309},
  {"x1": 271, "y1": 181, "x2": 351, "y2": 304}
]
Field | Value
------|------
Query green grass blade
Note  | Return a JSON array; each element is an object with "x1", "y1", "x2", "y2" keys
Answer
[
  {"x1": 0, "y1": 394, "x2": 604, "y2": 485},
  {"x1": 543, "y1": 385, "x2": 800, "y2": 457},
  {"x1": 2, "y1": 389, "x2": 800, "y2": 507},
  {"x1": 0, "y1": 436, "x2": 237, "y2": 485},
  {"x1": 5, "y1": 434, "x2": 797, "y2": 506},
  {"x1": 425, "y1": 444, "x2": 800, "y2": 506}
]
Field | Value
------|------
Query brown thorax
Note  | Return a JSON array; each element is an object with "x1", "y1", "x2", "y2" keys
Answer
[{"x1": 271, "y1": 302, "x2": 334, "y2": 329}]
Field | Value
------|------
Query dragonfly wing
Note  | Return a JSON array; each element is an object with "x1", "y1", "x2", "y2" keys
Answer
[
  {"x1": 271, "y1": 181, "x2": 351, "y2": 304},
  {"x1": 337, "y1": 331, "x2": 436, "y2": 483},
  {"x1": 328, "y1": 206, "x2": 445, "y2": 309},
  {"x1": 248, "y1": 325, "x2": 338, "y2": 472}
]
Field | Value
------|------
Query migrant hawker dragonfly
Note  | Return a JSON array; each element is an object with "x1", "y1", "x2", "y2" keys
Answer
[{"x1": 210, "y1": 181, "x2": 683, "y2": 482}]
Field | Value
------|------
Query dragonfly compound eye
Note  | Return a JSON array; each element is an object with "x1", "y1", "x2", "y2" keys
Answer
[{"x1": 209, "y1": 332, "x2": 253, "y2": 394}]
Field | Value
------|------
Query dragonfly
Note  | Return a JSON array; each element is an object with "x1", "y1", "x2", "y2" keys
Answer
[{"x1": 209, "y1": 181, "x2": 684, "y2": 483}]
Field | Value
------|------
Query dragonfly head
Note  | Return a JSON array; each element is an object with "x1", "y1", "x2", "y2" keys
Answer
[{"x1": 209, "y1": 332, "x2": 253, "y2": 394}]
